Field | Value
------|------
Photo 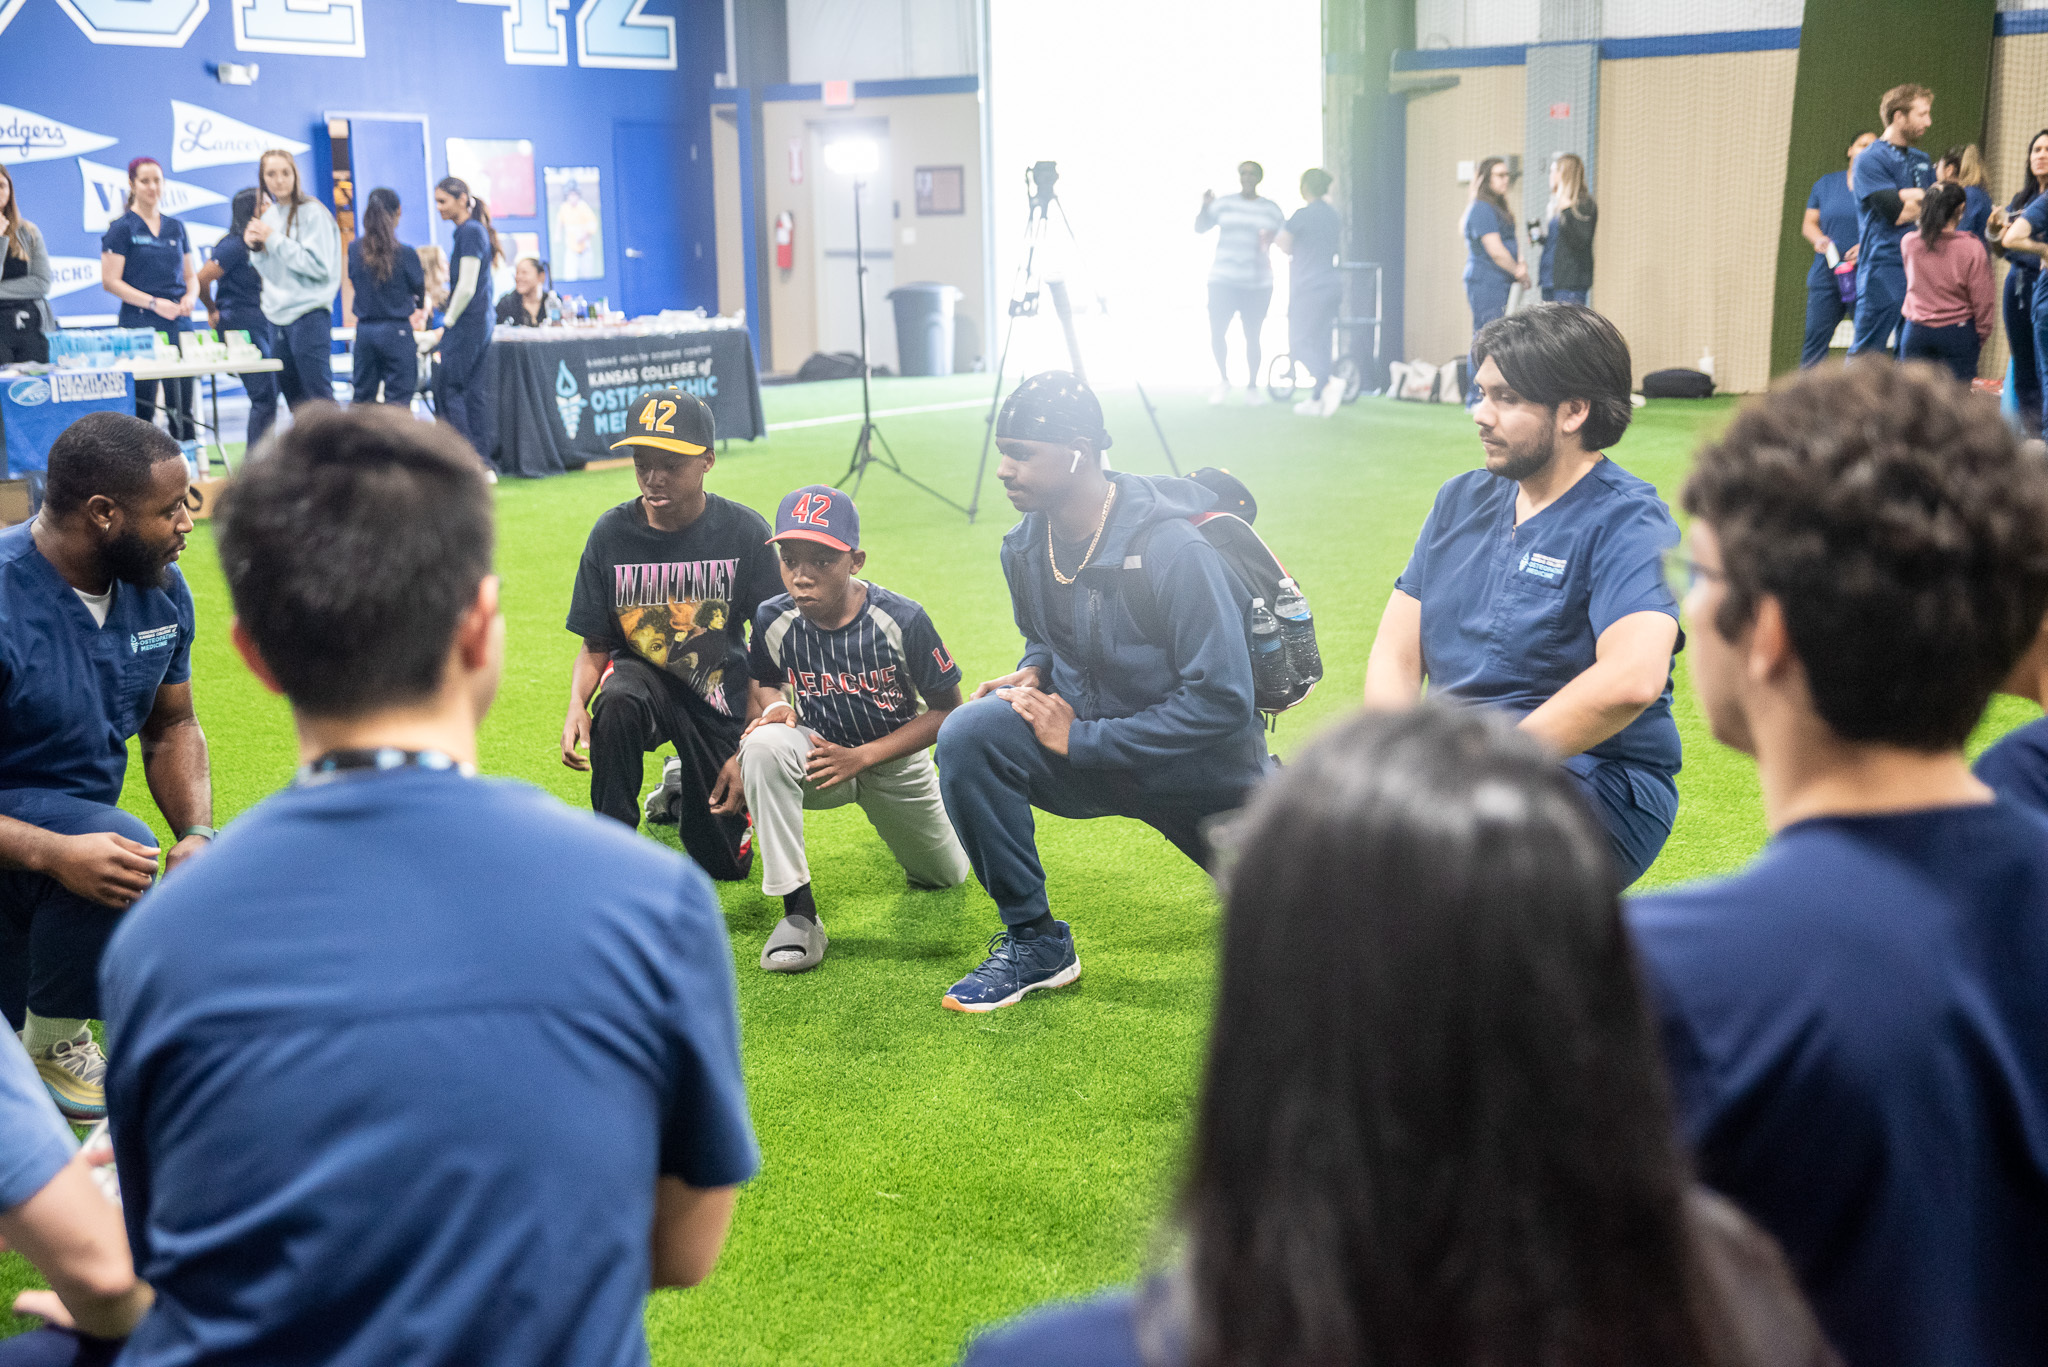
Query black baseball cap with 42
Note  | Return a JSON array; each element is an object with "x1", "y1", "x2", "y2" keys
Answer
[{"x1": 612, "y1": 388, "x2": 716, "y2": 457}]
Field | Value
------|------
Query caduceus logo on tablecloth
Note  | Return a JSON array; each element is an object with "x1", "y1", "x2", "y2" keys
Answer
[{"x1": 555, "y1": 360, "x2": 586, "y2": 439}]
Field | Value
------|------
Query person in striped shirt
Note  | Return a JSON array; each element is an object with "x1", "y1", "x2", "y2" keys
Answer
[
  {"x1": 1195, "y1": 162, "x2": 1287, "y2": 405},
  {"x1": 718, "y1": 485, "x2": 971, "y2": 973}
]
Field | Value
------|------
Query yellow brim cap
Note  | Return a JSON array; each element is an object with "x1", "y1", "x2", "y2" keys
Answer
[{"x1": 610, "y1": 435, "x2": 710, "y2": 456}]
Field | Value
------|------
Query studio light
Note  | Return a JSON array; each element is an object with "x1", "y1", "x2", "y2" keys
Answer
[{"x1": 822, "y1": 137, "x2": 879, "y2": 178}]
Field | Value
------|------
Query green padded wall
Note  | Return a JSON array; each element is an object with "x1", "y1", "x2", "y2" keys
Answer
[{"x1": 1770, "y1": 0, "x2": 1998, "y2": 376}]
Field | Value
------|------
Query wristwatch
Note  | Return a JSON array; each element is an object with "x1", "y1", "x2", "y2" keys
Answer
[{"x1": 180, "y1": 825, "x2": 218, "y2": 843}]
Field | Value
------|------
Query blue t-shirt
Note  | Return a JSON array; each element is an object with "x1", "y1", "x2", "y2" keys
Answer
[
  {"x1": 0, "y1": 522, "x2": 195, "y2": 807},
  {"x1": 1284, "y1": 198, "x2": 1343, "y2": 294},
  {"x1": 447, "y1": 218, "x2": 494, "y2": 339},
  {"x1": 749, "y1": 581, "x2": 960, "y2": 749},
  {"x1": 1461, "y1": 200, "x2": 1517, "y2": 287},
  {"x1": 1974, "y1": 714, "x2": 2048, "y2": 818},
  {"x1": 1627, "y1": 803, "x2": 2048, "y2": 1367},
  {"x1": 102, "y1": 209, "x2": 192, "y2": 329},
  {"x1": 99, "y1": 768, "x2": 758, "y2": 1367},
  {"x1": 962, "y1": 1289, "x2": 1155, "y2": 1367},
  {"x1": 346, "y1": 238, "x2": 426, "y2": 323},
  {"x1": 209, "y1": 234, "x2": 264, "y2": 322},
  {"x1": 1851, "y1": 139, "x2": 1935, "y2": 286},
  {"x1": 1960, "y1": 183, "x2": 1993, "y2": 242},
  {"x1": 1805, "y1": 169, "x2": 1859, "y2": 286},
  {"x1": 1394, "y1": 462, "x2": 1683, "y2": 775},
  {"x1": 0, "y1": 1031, "x2": 75, "y2": 1214}
]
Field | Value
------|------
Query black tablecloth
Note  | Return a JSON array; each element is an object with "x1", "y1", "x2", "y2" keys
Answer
[{"x1": 489, "y1": 327, "x2": 764, "y2": 477}]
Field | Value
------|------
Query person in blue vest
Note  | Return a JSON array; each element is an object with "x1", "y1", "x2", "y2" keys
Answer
[
  {"x1": 432, "y1": 177, "x2": 499, "y2": 471},
  {"x1": 0, "y1": 412, "x2": 212, "y2": 1123},
  {"x1": 1460, "y1": 156, "x2": 1527, "y2": 402},
  {"x1": 1848, "y1": 83, "x2": 1936, "y2": 358},
  {"x1": 345, "y1": 187, "x2": 425, "y2": 408},
  {"x1": 1364, "y1": 304, "x2": 1683, "y2": 886},
  {"x1": 97, "y1": 158, "x2": 197, "y2": 443},
  {"x1": 1989, "y1": 129, "x2": 2048, "y2": 435},
  {"x1": 198, "y1": 187, "x2": 281, "y2": 453},
  {"x1": 1799, "y1": 130, "x2": 1876, "y2": 367}
]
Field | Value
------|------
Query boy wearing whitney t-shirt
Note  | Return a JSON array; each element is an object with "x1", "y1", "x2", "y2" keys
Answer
[{"x1": 717, "y1": 485, "x2": 970, "y2": 974}]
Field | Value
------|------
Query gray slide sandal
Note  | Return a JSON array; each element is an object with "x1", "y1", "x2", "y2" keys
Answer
[{"x1": 760, "y1": 915, "x2": 828, "y2": 973}]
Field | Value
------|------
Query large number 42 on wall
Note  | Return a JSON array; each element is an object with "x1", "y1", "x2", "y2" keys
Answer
[
  {"x1": 460, "y1": 0, "x2": 679, "y2": 69},
  {"x1": 36, "y1": 0, "x2": 678, "y2": 69}
]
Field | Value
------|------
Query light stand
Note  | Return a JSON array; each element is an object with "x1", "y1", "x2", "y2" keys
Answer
[
  {"x1": 829, "y1": 141, "x2": 968, "y2": 515},
  {"x1": 967, "y1": 161, "x2": 1177, "y2": 524}
]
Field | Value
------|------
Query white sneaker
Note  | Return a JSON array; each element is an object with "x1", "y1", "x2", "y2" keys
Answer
[
  {"x1": 1318, "y1": 377, "x2": 1345, "y2": 417},
  {"x1": 1244, "y1": 386, "x2": 1269, "y2": 407},
  {"x1": 484, "y1": 468, "x2": 499, "y2": 485},
  {"x1": 1208, "y1": 385, "x2": 1229, "y2": 406},
  {"x1": 31, "y1": 1032, "x2": 107, "y2": 1120},
  {"x1": 644, "y1": 755, "x2": 684, "y2": 825}
]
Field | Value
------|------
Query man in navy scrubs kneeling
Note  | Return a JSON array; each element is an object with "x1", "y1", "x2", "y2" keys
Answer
[
  {"x1": 98, "y1": 406, "x2": 756, "y2": 1366},
  {"x1": 0, "y1": 412, "x2": 211, "y2": 1121},
  {"x1": 1364, "y1": 304, "x2": 1682, "y2": 883}
]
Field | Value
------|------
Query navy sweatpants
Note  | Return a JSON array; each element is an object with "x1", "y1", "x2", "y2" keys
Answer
[
  {"x1": 1899, "y1": 319, "x2": 1981, "y2": 384},
  {"x1": 436, "y1": 323, "x2": 496, "y2": 464},
  {"x1": 221, "y1": 308, "x2": 280, "y2": 452},
  {"x1": 274, "y1": 309, "x2": 334, "y2": 411},
  {"x1": 935, "y1": 697, "x2": 1256, "y2": 927},
  {"x1": 1562, "y1": 754, "x2": 1676, "y2": 888},
  {"x1": 0, "y1": 790, "x2": 154, "y2": 1027},
  {"x1": 351, "y1": 319, "x2": 416, "y2": 407}
]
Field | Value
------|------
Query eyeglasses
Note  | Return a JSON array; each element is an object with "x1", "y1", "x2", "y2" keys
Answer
[{"x1": 1661, "y1": 548, "x2": 1725, "y2": 599}]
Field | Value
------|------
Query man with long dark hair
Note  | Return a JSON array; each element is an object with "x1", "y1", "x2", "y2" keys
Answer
[
  {"x1": 964, "y1": 707, "x2": 1832, "y2": 1366},
  {"x1": 0, "y1": 412, "x2": 211, "y2": 1122},
  {"x1": 99, "y1": 406, "x2": 755, "y2": 1365},
  {"x1": 1364, "y1": 303, "x2": 1683, "y2": 884},
  {"x1": 1633, "y1": 362, "x2": 2048, "y2": 1364}
]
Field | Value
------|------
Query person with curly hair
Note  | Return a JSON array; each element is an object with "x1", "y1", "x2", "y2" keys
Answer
[{"x1": 1630, "y1": 361, "x2": 2048, "y2": 1366}]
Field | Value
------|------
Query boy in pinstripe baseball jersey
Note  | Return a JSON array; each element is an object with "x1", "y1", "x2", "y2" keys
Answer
[{"x1": 712, "y1": 485, "x2": 971, "y2": 972}]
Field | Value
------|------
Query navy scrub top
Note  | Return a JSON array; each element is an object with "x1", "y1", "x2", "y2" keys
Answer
[
  {"x1": 1806, "y1": 170, "x2": 1860, "y2": 286},
  {"x1": 446, "y1": 219, "x2": 494, "y2": 341},
  {"x1": 101, "y1": 210, "x2": 192, "y2": 331},
  {"x1": 1462, "y1": 200, "x2": 1518, "y2": 287},
  {"x1": 1851, "y1": 139, "x2": 1935, "y2": 289},
  {"x1": 1396, "y1": 461, "x2": 1683, "y2": 776},
  {"x1": 0, "y1": 522, "x2": 195, "y2": 809}
]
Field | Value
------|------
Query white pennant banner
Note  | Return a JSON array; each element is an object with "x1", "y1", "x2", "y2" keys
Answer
[
  {"x1": 46, "y1": 256, "x2": 105, "y2": 299},
  {"x1": 79, "y1": 157, "x2": 228, "y2": 234},
  {"x1": 0, "y1": 101, "x2": 117, "y2": 165},
  {"x1": 170, "y1": 99, "x2": 308, "y2": 173}
]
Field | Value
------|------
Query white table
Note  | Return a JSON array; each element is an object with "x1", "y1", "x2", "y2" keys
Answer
[{"x1": 121, "y1": 357, "x2": 284, "y2": 473}]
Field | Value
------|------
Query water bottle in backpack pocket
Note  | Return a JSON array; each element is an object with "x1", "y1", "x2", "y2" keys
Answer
[
  {"x1": 1248, "y1": 598, "x2": 1300, "y2": 705},
  {"x1": 1273, "y1": 577, "x2": 1321, "y2": 684}
]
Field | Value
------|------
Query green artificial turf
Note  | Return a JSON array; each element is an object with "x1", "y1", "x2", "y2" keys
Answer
[{"x1": 3, "y1": 378, "x2": 2038, "y2": 1362}]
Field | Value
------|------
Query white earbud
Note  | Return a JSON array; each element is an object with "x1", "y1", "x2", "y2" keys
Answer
[{"x1": 1070, "y1": 449, "x2": 1084, "y2": 473}]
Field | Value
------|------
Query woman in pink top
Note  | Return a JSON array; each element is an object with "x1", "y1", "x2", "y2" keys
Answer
[{"x1": 1901, "y1": 182, "x2": 1995, "y2": 382}]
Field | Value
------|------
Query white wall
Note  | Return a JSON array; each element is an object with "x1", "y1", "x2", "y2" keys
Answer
[
  {"x1": 787, "y1": 0, "x2": 977, "y2": 82},
  {"x1": 1416, "y1": 0, "x2": 1803, "y2": 48}
]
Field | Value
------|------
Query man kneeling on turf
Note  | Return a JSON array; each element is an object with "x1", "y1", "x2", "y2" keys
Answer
[
  {"x1": 714, "y1": 485, "x2": 972, "y2": 973},
  {"x1": 936, "y1": 372, "x2": 1269, "y2": 1013}
]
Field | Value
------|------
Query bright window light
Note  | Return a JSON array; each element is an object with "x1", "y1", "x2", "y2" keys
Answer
[{"x1": 823, "y1": 137, "x2": 879, "y2": 177}]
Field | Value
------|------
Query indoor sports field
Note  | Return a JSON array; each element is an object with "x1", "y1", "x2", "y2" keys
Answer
[{"x1": 3, "y1": 377, "x2": 2035, "y2": 1364}]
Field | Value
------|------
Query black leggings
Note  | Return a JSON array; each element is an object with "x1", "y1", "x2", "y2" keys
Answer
[
  {"x1": 587, "y1": 656, "x2": 754, "y2": 880},
  {"x1": 1207, "y1": 282, "x2": 1272, "y2": 385}
]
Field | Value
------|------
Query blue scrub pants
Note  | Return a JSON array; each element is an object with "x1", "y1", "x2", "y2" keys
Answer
[
  {"x1": 1848, "y1": 265, "x2": 1905, "y2": 357},
  {"x1": 221, "y1": 308, "x2": 279, "y2": 453},
  {"x1": 2006, "y1": 269, "x2": 2042, "y2": 436},
  {"x1": 0, "y1": 1327, "x2": 121, "y2": 1366},
  {"x1": 131, "y1": 315, "x2": 194, "y2": 441},
  {"x1": 1465, "y1": 276, "x2": 1511, "y2": 403},
  {"x1": 935, "y1": 698, "x2": 1255, "y2": 927},
  {"x1": 1562, "y1": 755, "x2": 1677, "y2": 888},
  {"x1": 1542, "y1": 288, "x2": 1588, "y2": 306},
  {"x1": 274, "y1": 309, "x2": 334, "y2": 411},
  {"x1": 1287, "y1": 281, "x2": 1342, "y2": 389},
  {"x1": 0, "y1": 790, "x2": 154, "y2": 1028},
  {"x1": 351, "y1": 319, "x2": 416, "y2": 407},
  {"x1": 436, "y1": 321, "x2": 496, "y2": 464},
  {"x1": 1898, "y1": 320, "x2": 1981, "y2": 383},
  {"x1": 1800, "y1": 270, "x2": 1850, "y2": 368}
]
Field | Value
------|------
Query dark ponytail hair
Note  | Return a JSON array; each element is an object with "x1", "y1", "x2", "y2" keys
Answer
[
  {"x1": 228, "y1": 187, "x2": 261, "y2": 240},
  {"x1": 1920, "y1": 182, "x2": 1966, "y2": 248},
  {"x1": 436, "y1": 176, "x2": 502, "y2": 266},
  {"x1": 361, "y1": 186, "x2": 401, "y2": 282}
]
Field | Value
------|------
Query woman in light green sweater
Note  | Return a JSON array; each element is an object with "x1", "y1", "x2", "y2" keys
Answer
[{"x1": 248, "y1": 149, "x2": 342, "y2": 412}]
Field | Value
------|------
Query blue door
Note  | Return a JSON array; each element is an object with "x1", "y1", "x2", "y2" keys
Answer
[
  {"x1": 343, "y1": 116, "x2": 434, "y2": 248},
  {"x1": 613, "y1": 121, "x2": 714, "y2": 317}
]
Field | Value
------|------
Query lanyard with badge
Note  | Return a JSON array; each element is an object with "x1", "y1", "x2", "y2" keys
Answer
[{"x1": 295, "y1": 748, "x2": 476, "y2": 787}]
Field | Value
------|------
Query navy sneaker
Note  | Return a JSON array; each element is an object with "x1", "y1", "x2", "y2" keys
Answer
[{"x1": 942, "y1": 922, "x2": 1080, "y2": 1013}]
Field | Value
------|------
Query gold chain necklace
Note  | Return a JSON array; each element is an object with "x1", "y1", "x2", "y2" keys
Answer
[{"x1": 1048, "y1": 484, "x2": 1118, "y2": 586}]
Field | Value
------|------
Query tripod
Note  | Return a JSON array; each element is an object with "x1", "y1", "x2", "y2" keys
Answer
[
  {"x1": 968, "y1": 161, "x2": 1177, "y2": 524},
  {"x1": 836, "y1": 169, "x2": 969, "y2": 515}
]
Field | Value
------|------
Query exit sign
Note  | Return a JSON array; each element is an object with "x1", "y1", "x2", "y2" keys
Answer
[{"x1": 1550, "y1": 102, "x2": 1572, "y2": 119}]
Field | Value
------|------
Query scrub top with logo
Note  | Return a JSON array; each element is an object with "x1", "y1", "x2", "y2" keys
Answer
[
  {"x1": 1851, "y1": 140, "x2": 1935, "y2": 289},
  {"x1": 1462, "y1": 200, "x2": 1518, "y2": 287},
  {"x1": 0, "y1": 522, "x2": 194, "y2": 808},
  {"x1": 101, "y1": 210, "x2": 192, "y2": 331},
  {"x1": 1395, "y1": 461, "x2": 1683, "y2": 775},
  {"x1": 1807, "y1": 169, "x2": 1860, "y2": 287}
]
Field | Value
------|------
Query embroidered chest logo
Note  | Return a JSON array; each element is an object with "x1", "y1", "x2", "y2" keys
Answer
[
  {"x1": 1519, "y1": 551, "x2": 1569, "y2": 582},
  {"x1": 130, "y1": 624, "x2": 179, "y2": 654}
]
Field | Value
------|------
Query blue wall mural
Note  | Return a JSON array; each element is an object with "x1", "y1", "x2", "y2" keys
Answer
[{"x1": 0, "y1": 0, "x2": 723, "y2": 320}]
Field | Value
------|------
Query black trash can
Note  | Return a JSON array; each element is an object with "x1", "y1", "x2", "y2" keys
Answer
[{"x1": 888, "y1": 282, "x2": 961, "y2": 377}]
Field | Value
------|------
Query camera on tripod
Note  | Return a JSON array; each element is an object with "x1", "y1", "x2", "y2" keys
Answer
[{"x1": 1027, "y1": 161, "x2": 1058, "y2": 213}]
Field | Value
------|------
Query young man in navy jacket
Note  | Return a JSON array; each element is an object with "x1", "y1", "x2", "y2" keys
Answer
[{"x1": 936, "y1": 372, "x2": 1269, "y2": 1013}]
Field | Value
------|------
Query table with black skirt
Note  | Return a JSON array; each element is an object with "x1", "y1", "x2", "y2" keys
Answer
[{"x1": 487, "y1": 324, "x2": 765, "y2": 477}]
